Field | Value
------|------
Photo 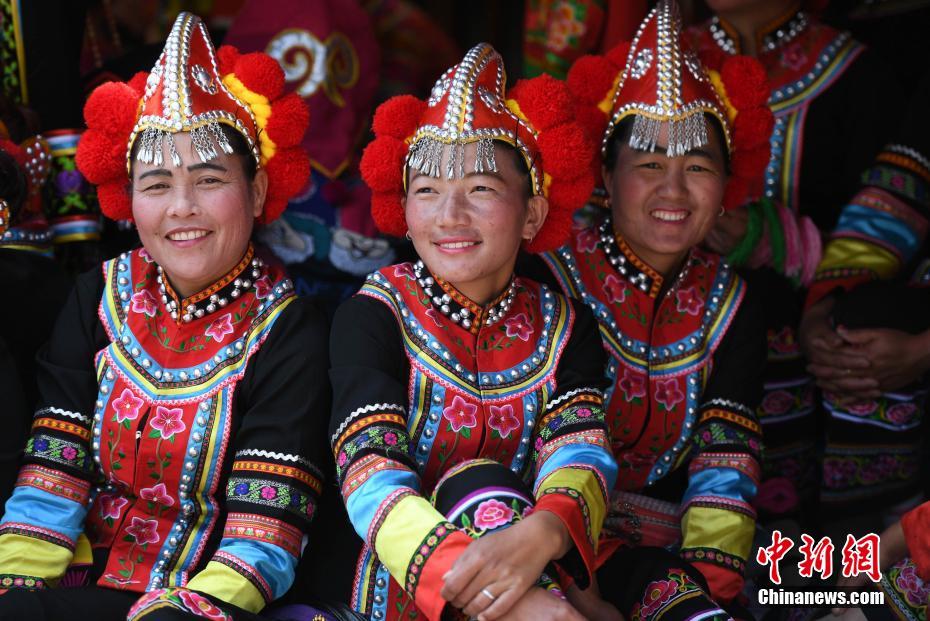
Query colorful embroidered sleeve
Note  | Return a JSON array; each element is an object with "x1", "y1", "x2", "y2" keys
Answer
[
  {"x1": 901, "y1": 501, "x2": 930, "y2": 581},
  {"x1": 329, "y1": 295, "x2": 471, "y2": 621},
  {"x1": 807, "y1": 144, "x2": 930, "y2": 308},
  {"x1": 532, "y1": 300, "x2": 616, "y2": 588},
  {"x1": 680, "y1": 288, "x2": 764, "y2": 603},
  {"x1": 0, "y1": 271, "x2": 104, "y2": 589},
  {"x1": 185, "y1": 300, "x2": 328, "y2": 614}
]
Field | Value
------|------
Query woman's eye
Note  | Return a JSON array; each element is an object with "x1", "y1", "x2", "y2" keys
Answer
[
  {"x1": 199, "y1": 176, "x2": 223, "y2": 185},
  {"x1": 142, "y1": 183, "x2": 168, "y2": 192},
  {"x1": 414, "y1": 186, "x2": 436, "y2": 194},
  {"x1": 472, "y1": 185, "x2": 494, "y2": 192},
  {"x1": 638, "y1": 162, "x2": 661, "y2": 170}
]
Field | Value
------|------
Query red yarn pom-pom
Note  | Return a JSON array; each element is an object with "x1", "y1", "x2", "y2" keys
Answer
[
  {"x1": 370, "y1": 192, "x2": 406, "y2": 238},
  {"x1": 604, "y1": 42, "x2": 631, "y2": 69},
  {"x1": 567, "y1": 55, "x2": 617, "y2": 106},
  {"x1": 731, "y1": 145, "x2": 771, "y2": 180},
  {"x1": 217, "y1": 45, "x2": 240, "y2": 76},
  {"x1": 537, "y1": 124, "x2": 592, "y2": 179},
  {"x1": 732, "y1": 106, "x2": 775, "y2": 150},
  {"x1": 721, "y1": 56, "x2": 770, "y2": 109},
  {"x1": 234, "y1": 52, "x2": 284, "y2": 100},
  {"x1": 127, "y1": 72, "x2": 148, "y2": 95},
  {"x1": 371, "y1": 95, "x2": 427, "y2": 141},
  {"x1": 97, "y1": 181, "x2": 133, "y2": 221},
  {"x1": 76, "y1": 129, "x2": 125, "y2": 185},
  {"x1": 722, "y1": 175, "x2": 751, "y2": 211},
  {"x1": 360, "y1": 137, "x2": 408, "y2": 194},
  {"x1": 266, "y1": 94, "x2": 310, "y2": 148},
  {"x1": 264, "y1": 147, "x2": 310, "y2": 203},
  {"x1": 509, "y1": 74, "x2": 571, "y2": 131},
  {"x1": 83, "y1": 82, "x2": 140, "y2": 138}
]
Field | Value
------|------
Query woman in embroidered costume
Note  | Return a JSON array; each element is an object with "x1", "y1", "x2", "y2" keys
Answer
[
  {"x1": 685, "y1": 0, "x2": 910, "y2": 523},
  {"x1": 334, "y1": 43, "x2": 617, "y2": 620},
  {"x1": 523, "y1": 1, "x2": 771, "y2": 617},
  {"x1": 0, "y1": 12, "x2": 331, "y2": 621}
]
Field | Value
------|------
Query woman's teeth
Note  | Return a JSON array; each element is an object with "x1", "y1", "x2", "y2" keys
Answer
[
  {"x1": 168, "y1": 230, "x2": 209, "y2": 241},
  {"x1": 438, "y1": 241, "x2": 479, "y2": 249},
  {"x1": 651, "y1": 210, "x2": 688, "y2": 222}
]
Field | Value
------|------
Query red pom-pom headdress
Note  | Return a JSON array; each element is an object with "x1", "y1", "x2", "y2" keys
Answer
[
  {"x1": 75, "y1": 12, "x2": 310, "y2": 223},
  {"x1": 360, "y1": 43, "x2": 596, "y2": 253},
  {"x1": 567, "y1": 0, "x2": 773, "y2": 210}
]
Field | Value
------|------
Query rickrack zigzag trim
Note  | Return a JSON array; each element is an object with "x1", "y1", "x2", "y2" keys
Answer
[
  {"x1": 234, "y1": 449, "x2": 314, "y2": 468},
  {"x1": 331, "y1": 403, "x2": 406, "y2": 444},
  {"x1": 544, "y1": 387, "x2": 604, "y2": 412},
  {"x1": 34, "y1": 407, "x2": 91, "y2": 425}
]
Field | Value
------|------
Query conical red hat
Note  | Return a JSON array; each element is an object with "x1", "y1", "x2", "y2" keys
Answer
[
  {"x1": 604, "y1": 0, "x2": 730, "y2": 157},
  {"x1": 130, "y1": 12, "x2": 260, "y2": 168}
]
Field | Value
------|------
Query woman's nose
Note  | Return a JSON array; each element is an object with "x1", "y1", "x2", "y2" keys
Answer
[{"x1": 435, "y1": 191, "x2": 471, "y2": 226}]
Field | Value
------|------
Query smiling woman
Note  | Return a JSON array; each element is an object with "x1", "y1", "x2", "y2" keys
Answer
[{"x1": 0, "y1": 12, "x2": 340, "y2": 621}]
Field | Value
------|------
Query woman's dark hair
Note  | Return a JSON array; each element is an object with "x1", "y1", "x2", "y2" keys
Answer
[
  {"x1": 0, "y1": 150, "x2": 26, "y2": 218},
  {"x1": 130, "y1": 123, "x2": 257, "y2": 181},
  {"x1": 603, "y1": 114, "x2": 731, "y2": 175}
]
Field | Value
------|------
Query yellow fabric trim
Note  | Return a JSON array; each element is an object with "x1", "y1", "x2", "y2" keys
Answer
[
  {"x1": 598, "y1": 72, "x2": 624, "y2": 115},
  {"x1": 706, "y1": 70, "x2": 737, "y2": 123},
  {"x1": 187, "y1": 560, "x2": 266, "y2": 613},
  {"x1": 221, "y1": 74, "x2": 276, "y2": 163},
  {"x1": 0, "y1": 533, "x2": 74, "y2": 585},
  {"x1": 73, "y1": 533, "x2": 92, "y2": 565},
  {"x1": 536, "y1": 467, "x2": 607, "y2": 545},
  {"x1": 504, "y1": 98, "x2": 531, "y2": 126},
  {"x1": 374, "y1": 494, "x2": 447, "y2": 585},
  {"x1": 680, "y1": 506, "x2": 754, "y2": 561},
  {"x1": 818, "y1": 238, "x2": 900, "y2": 279}
]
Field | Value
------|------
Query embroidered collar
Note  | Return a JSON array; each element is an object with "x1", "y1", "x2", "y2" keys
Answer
[
  {"x1": 157, "y1": 243, "x2": 266, "y2": 323},
  {"x1": 711, "y1": 5, "x2": 808, "y2": 55},
  {"x1": 412, "y1": 260, "x2": 516, "y2": 334}
]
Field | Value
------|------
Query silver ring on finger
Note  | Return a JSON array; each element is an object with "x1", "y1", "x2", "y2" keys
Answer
[{"x1": 481, "y1": 588, "x2": 496, "y2": 602}]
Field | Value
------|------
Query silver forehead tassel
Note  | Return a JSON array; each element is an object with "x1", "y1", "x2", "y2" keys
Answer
[
  {"x1": 209, "y1": 122, "x2": 234, "y2": 155},
  {"x1": 167, "y1": 133, "x2": 183, "y2": 167},
  {"x1": 630, "y1": 113, "x2": 708, "y2": 157},
  {"x1": 190, "y1": 124, "x2": 219, "y2": 162},
  {"x1": 408, "y1": 137, "x2": 444, "y2": 178},
  {"x1": 445, "y1": 141, "x2": 467, "y2": 180},
  {"x1": 474, "y1": 138, "x2": 497, "y2": 174}
]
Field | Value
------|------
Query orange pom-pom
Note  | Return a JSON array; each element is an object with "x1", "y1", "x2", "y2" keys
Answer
[
  {"x1": 733, "y1": 106, "x2": 774, "y2": 150},
  {"x1": 372, "y1": 95, "x2": 427, "y2": 141},
  {"x1": 509, "y1": 74, "x2": 571, "y2": 131},
  {"x1": 217, "y1": 45, "x2": 240, "y2": 76},
  {"x1": 97, "y1": 181, "x2": 133, "y2": 221},
  {"x1": 266, "y1": 94, "x2": 309, "y2": 148},
  {"x1": 537, "y1": 124, "x2": 592, "y2": 179},
  {"x1": 76, "y1": 129, "x2": 125, "y2": 185},
  {"x1": 721, "y1": 56, "x2": 770, "y2": 109},
  {"x1": 83, "y1": 82, "x2": 140, "y2": 138},
  {"x1": 567, "y1": 55, "x2": 617, "y2": 106},
  {"x1": 233, "y1": 52, "x2": 284, "y2": 100},
  {"x1": 370, "y1": 192, "x2": 406, "y2": 238},
  {"x1": 360, "y1": 137, "x2": 408, "y2": 194}
]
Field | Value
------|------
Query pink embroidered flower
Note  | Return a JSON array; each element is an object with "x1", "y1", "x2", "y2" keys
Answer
[
  {"x1": 675, "y1": 286, "x2": 703, "y2": 316},
  {"x1": 576, "y1": 408, "x2": 593, "y2": 418},
  {"x1": 425, "y1": 307, "x2": 444, "y2": 328},
  {"x1": 504, "y1": 313, "x2": 533, "y2": 341},
  {"x1": 112, "y1": 388, "x2": 144, "y2": 423},
  {"x1": 139, "y1": 482, "x2": 174, "y2": 507},
  {"x1": 575, "y1": 227, "x2": 599, "y2": 253},
  {"x1": 61, "y1": 446, "x2": 77, "y2": 460},
  {"x1": 383, "y1": 431, "x2": 398, "y2": 446},
  {"x1": 618, "y1": 368, "x2": 647, "y2": 402},
  {"x1": 887, "y1": 403, "x2": 918, "y2": 426},
  {"x1": 393, "y1": 263, "x2": 417, "y2": 281},
  {"x1": 125, "y1": 516, "x2": 160, "y2": 545},
  {"x1": 654, "y1": 378, "x2": 684, "y2": 411},
  {"x1": 780, "y1": 41, "x2": 808, "y2": 71},
  {"x1": 895, "y1": 560, "x2": 930, "y2": 607},
  {"x1": 443, "y1": 395, "x2": 478, "y2": 433},
  {"x1": 761, "y1": 390, "x2": 794, "y2": 416},
  {"x1": 253, "y1": 275, "x2": 273, "y2": 299},
  {"x1": 99, "y1": 494, "x2": 128, "y2": 520},
  {"x1": 149, "y1": 406, "x2": 186, "y2": 440},
  {"x1": 178, "y1": 589, "x2": 230, "y2": 620},
  {"x1": 337, "y1": 452, "x2": 348, "y2": 467},
  {"x1": 488, "y1": 404, "x2": 521, "y2": 439},
  {"x1": 138, "y1": 248, "x2": 153, "y2": 263},
  {"x1": 621, "y1": 451, "x2": 655, "y2": 470},
  {"x1": 260, "y1": 486, "x2": 278, "y2": 500},
  {"x1": 640, "y1": 578, "x2": 678, "y2": 617},
  {"x1": 602, "y1": 273, "x2": 627, "y2": 305},
  {"x1": 473, "y1": 499, "x2": 515, "y2": 531},
  {"x1": 130, "y1": 290, "x2": 157, "y2": 317},
  {"x1": 845, "y1": 400, "x2": 878, "y2": 416},
  {"x1": 754, "y1": 477, "x2": 799, "y2": 515},
  {"x1": 205, "y1": 313, "x2": 234, "y2": 343},
  {"x1": 534, "y1": 436, "x2": 545, "y2": 452},
  {"x1": 822, "y1": 458, "x2": 857, "y2": 489}
]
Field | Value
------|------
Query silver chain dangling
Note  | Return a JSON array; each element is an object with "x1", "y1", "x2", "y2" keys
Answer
[{"x1": 167, "y1": 132, "x2": 183, "y2": 167}]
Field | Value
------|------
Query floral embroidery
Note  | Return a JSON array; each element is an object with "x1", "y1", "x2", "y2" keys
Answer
[
  {"x1": 178, "y1": 590, "x2": 229, "y2": 620},
  {"x1": 761, "y1": 390, "x2": 794, "y2": 416},
  {"x1": 846, "y1": 400, "x2": 878, "y2": 416},
  {"x1": 546, "y1": 1, "x2": 587, "y2": 53},
  {"x1": 780, "y1": 42, "x2": 808, "y2": 70},
  {"x1": 149, "y1": 406, "x2": 186, "y2": 440},
  {"x1": 504, "y1": 313, "x2": 533, "y2": 341},
  {"x1": 227, "y1": 478, "x2": 316, "y2": 520},
  {"x1": 425, "y1": 307, "x2": 444, "y2": 328},
  {"x1": 139, "y1": 482, "x2": 174, "y2": 507},
  {"x1": 443, "y1": 395, "x2": 478, "y2": 433},
  {"x1": 253, "y1": 275, "x2": 273, "y2": 299},
  {"x1": 205, "y1": 313, "x2": 234, "y2": 342},
  {"x1": 618, "y1": 368, "x2": 647, "y2": 402},
  {"x1": 640, "y1": 578, "x2": 678, "y2": 618},
  {"x1": 394, "y1": 263, "x2": 416, "y2": 281},
  {"x1": 473, "y1": 499, "x2": 515, "y2": 530},
  {"x1": 753, "y1": 477, "x2": 799, "y2": 515},
  {"x1": 892, "y1": 559, "x2": 930, "y2": 608},
  {"x1": 654, "y1": 378, "x2": 684, "y2": 411},
  {"x1": 488, "y1": 404, "x2": 520, "y2": 439},
  {"x1": 405, "y1": 522, "x2": 457, "y2": 599},
  {"x1": 125, "y1": 516, "x2": 160, "y2": 545},
  {"x1": 138, "y1": 248, "x2": 153, "y2": 263},
  {"x1": 887, "y1": 403, "x2": 918, "y2": 426},
  {"x1": 130, "y1": 290, "x2": 157, "y2": 317},
  {"x1": 602, "y1": 273, "x2": 627, "y2": 305},
  {"x1": 111, "y1": 388, "x2": 144, "y2": 423},
  {"x1": 0, "y1": 574, "x2": 46, "y2": 590},
  {"x1": 675, "y1": 286, "x2": 703, "y2": 316},
  {"x1": 576, "y1": 227, "x2": 598, "y2": 253},
  {"x1": 100, "y1": 494, "x2": 129, "y2": 520}
]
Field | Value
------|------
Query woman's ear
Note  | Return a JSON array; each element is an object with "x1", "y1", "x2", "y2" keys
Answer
[
  {"x1": 251, "y1": 167, "x2": 269, "y2": 219},
  {"x1": 523, "y1": 195, "x2": 549, "y2": 241}
]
